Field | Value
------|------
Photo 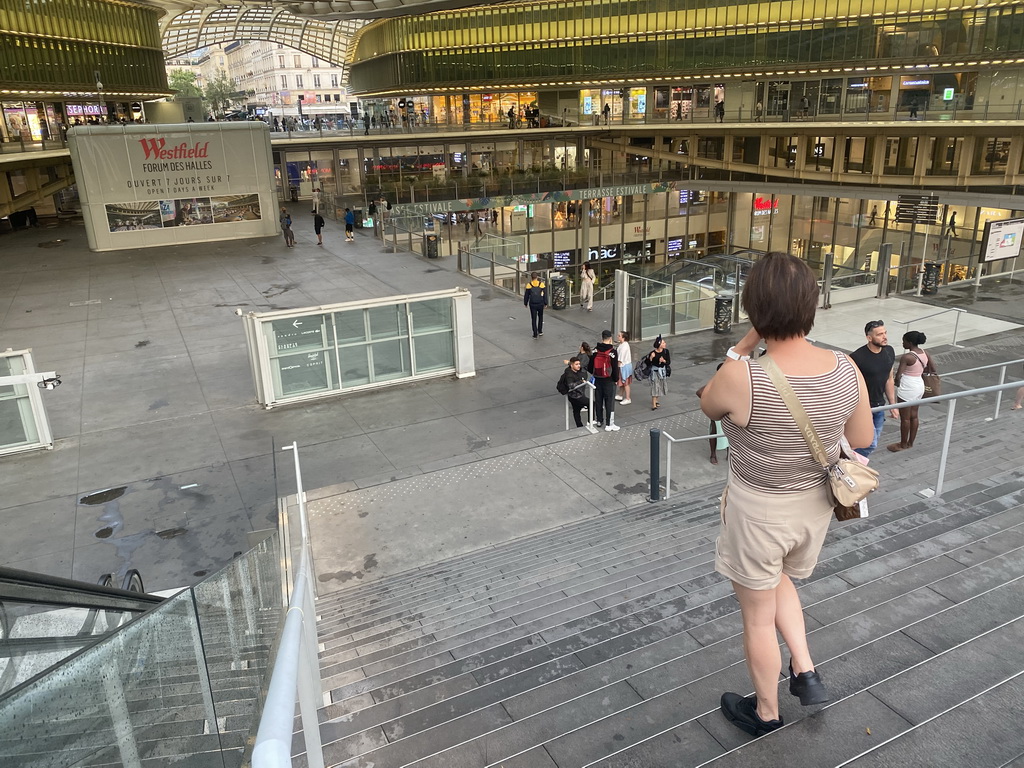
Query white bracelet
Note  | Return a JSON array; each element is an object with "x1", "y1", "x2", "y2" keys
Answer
[{"x1": 726, "y1": 346, "x2": 750, "y2": 361}]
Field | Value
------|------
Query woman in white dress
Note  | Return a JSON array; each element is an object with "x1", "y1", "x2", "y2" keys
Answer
[{"x1": 889, "y1": 330, "x2": 931, "y2": 452}]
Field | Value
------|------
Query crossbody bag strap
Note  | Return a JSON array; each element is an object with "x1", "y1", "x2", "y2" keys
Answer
[{"x1": 753, "y1": 355, "x2": 831, "y2": 471}]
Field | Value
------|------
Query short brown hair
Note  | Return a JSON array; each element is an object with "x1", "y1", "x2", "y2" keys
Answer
[{"x1": 741, "y1": 252, "x2": 818, "y2": 340}]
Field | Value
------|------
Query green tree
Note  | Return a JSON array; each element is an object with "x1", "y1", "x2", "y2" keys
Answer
[
  {"x1": 205, "y1": 70, "x2": 239, "y2": 116},
  {"x1": 167, "y1": 69, "x2": 203, "y2": 99}
]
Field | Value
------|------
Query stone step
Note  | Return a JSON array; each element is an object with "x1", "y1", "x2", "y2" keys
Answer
[
  {"x1": 838, "y1": 670, "x2": 1024, "y2": 768},
  {"x1": 317, "y1": 519, "x2": 722, "y2": 668},
  {"x1": 395, "y1": 577, "x2": 1024, "y2": 768},
  {"x1": 319, "y1": 482, "x2": 1022, "y2": 703},
  {"x1": 315, "y1": 506, "x2": 721, "y2": 645},
  {"x1": 316, "y1": 514, "x2": 1024, "y2": 767},
  {"x1": 315, "y1": 496, "x2": 722, "y2": 627}
]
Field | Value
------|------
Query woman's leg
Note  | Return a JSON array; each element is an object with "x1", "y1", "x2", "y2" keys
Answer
[
  {"x1": 732, "y1": 582, "x2": 782, "y2": 722},
  {"x1": 906, "y1": 404, "x2": 920, "y2": 447},
  {"x1": 772, "y1": 574, "x2": 815, "y2": 675},
  {"x1": 889, "y1": 397, "x2": 910, "y2": 450},
  {"x1": 708, "y1": 421, "x2": 718, "y2": 463},
  {"x1": 623, "y1": 377, "x2": 630, "y2": 401}
]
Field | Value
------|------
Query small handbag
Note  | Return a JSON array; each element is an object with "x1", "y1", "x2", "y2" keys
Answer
[
  {"x1": 756, "y1": 356, "x2": 879, "y2": 521},
  {"x1": 920, "y1": 355, "x2": 941, "y2": 397}
]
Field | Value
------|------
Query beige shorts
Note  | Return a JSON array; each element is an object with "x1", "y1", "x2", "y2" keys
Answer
[{"x1": 714, "y1": 473, "x2": 833, "y2": 590}]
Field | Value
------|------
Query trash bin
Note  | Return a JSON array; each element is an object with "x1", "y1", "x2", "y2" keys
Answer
[
  {"x1": 714, "y1": 294, "x2": 733, "y2": 333},
  {"x1": 354, "y1": 208, "x2": 364, "y2": 228},
  {"x1": 423, "y1": 232, "x2": 439, "y2": 259},
  {"x1": 550, "y1": 272, "x2": 568, "y2": 310},
  {"x1": 922, "y1": 261, "x2": 940, "y2": 295}
]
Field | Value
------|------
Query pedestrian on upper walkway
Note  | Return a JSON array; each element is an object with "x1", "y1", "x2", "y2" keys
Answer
[{"x1": 579, "y1": 262, "x2": 596, "y2": 311}]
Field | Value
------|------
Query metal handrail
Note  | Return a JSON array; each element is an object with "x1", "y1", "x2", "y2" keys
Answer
[
  {"x1": 564, "y1": 380, "x2": 599, "y2": 434},
  {"x1": 653, "y1": 379, "x2": 1024, "y2": 502},
  {"x1": 891, "y1": 307, "x2": 967, "y2": 347},
  {"x1": 940, "y1": 356, "x2": 1024, "y2": 379},
  {"x1": 252, "y1": 442, "x2": 324, "y2": 768}
]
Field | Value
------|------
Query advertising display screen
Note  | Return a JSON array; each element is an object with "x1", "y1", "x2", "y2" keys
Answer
[
  {"x1": 68, "y1": 123, "x2": 277, "y2": 251},
  {"x1": 980, "y1": 217, "x2": 1024, "y2": 263}
]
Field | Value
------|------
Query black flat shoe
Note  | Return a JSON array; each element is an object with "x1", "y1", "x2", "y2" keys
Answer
[
  {"x1": 721, "y1": 692, "x2": 784, "y2": 737},
  {"x1": 789, "y1": 662, "x2": 830, "y2": 705}
]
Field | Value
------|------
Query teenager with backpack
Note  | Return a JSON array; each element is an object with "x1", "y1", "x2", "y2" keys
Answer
[
  {"x1": 588, "y1": 329, "x2": 620, "y2": 431},
  {"x1": 557, "y1": 357, "x2": 591, "y2": 428},
  {"x1": 523, "y1": 272, "x2": 548, "y2": 338}
]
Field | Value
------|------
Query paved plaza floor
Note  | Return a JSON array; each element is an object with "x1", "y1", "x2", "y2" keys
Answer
[{"x1": 1, "y1": 211, "x2": 1021, "y2": 591}]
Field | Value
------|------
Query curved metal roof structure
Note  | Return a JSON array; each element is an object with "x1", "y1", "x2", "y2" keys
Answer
[{"x1": 160, "y1": 5, "x2": 366, "y2": 63}]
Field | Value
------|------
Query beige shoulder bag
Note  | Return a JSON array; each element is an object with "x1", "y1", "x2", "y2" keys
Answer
[{"x1": 755, "y1": 356, "x2": 879, "y2": 521}]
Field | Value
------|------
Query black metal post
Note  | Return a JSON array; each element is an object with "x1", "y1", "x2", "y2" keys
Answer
[{"x1": 649, "y1": 428, "x2": 661, "y2": 502}]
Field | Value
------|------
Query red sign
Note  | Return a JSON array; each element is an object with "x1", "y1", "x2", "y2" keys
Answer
[
  {"x1": 138, "y1": 138, "x2": 210, "y2": 160},
  {"x1": 753, "y1": 196, "x2": 779, "y2": 215}
]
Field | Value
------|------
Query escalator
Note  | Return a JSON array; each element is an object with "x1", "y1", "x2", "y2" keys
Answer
[{"x1": 0, "y1": 567, "x2": 162, "y2": 696}]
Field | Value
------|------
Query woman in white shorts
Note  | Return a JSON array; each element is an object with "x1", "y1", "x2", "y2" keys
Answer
[{"x1": 888, "y1": 330, "x2": 930, "y2": 452}]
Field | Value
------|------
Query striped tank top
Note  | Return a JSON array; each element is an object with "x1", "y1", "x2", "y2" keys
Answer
[{"x1": 721, "y1": 351, "x2": 861, "y2": 493}]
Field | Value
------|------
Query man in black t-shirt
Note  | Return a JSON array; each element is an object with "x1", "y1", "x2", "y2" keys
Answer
[{"x1": 849, "y1": 320, "x2": 899, "y2": 457}]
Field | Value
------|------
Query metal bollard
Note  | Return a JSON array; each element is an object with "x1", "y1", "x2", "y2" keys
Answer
[{"x1": 649, "y1": 428, "x2": 661, "y2": 502}]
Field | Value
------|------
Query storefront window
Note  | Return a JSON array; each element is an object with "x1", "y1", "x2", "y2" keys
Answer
[{"x1": 973, "y1": 137, "x2": 1012, "y2": 175}]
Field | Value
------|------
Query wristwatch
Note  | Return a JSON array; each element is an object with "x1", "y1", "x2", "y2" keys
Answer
[{"x1": 725, "y1": 346, "x2": 750, "y2": 361}]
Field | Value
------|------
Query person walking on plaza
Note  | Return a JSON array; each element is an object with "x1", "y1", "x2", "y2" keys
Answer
[
  {"x1": 557, "y1": 357, "x2": 591, "y2": 428},
  {"x1": 313, "y1": 211, "x2": 325, "y2": 246},
  {"x1": 579, "y1": 262, "x2": 596, "y2": 311},
  {"x1": 524, "y1": 272, "x2": 547, "y2": 338},
  {"x1": 888, "y1": 331, "x2": 934, "y2": 452},
  {"x1": 715, "y1": 100, "x2": 725, "y2": 122},
  {"x1": 698, "y1": 252, "x2": 872, "y2": 739},
  {"x1": 615, "y1": 330, "x2": 633, "y2": 405},
  {"x1": 508, "y1": 106, "x2": 516, "y2": 129},
  {"x1": 588, "y1": 330, "x2": 620, "y2": 431},
  {"x1": 849, "y1": 320, "x2": 898, "y2": 457},
  {"x1": 603, "y1": 102, "x2": 611, "y2": 125},
  {"x1": 646, "y1": 336, "x2": 671, "y2": 410},
  {"x1": 868, "y1": 204, "x2": 878, "y2": 226},
  {"x1": 344, "y1": 208, "x2": 355, "y2": 241},
  {"x1": 946, "y1": 211, "x2": 958, "y2": 237},
  {"x1": 279, "y1": 207, "x2": 295, "y2": 247},
  {"x1": 311, "y1": 187, "x2": 322, "y2": 214}
]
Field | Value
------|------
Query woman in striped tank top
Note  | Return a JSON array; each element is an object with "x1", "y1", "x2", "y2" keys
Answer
[{"x1": 699, "y1": 253, "x2": 873, "y2": 738}]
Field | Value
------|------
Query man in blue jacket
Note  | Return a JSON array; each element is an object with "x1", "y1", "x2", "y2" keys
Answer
[{"x1": 523, "y1": 272, "x2": 547, "y2": 338}]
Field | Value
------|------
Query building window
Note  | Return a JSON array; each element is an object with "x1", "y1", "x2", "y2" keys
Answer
[
  {"x1": 312, "y1": 58, "x2": 321, "y2": 68},
  {"x1": 293, "y1": 55, "x2": 302, "y2": 68},
  {"x1": 314, "y1": 75, "x2": 321, "y2": 88},
  {"x1": 331, "y1": 74, "x2": 339, "y2": 88},
  {"x1": 278, "y1": 55, "x2": 284, "y2": 68},
  {"x1": 296, "y1": 74, "x2": 304, "y2": 88},
  {"x1": 281, "y1": 75, "x2": 287, "y2": 89}
]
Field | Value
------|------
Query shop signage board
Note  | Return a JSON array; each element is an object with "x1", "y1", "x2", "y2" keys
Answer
[
  {"x1": 391, "y1": 180, "x2": 680, "y2": 217},
  {"x1": 67, "y1": 122, "x2": 277, "y2": 251},
  {"x1": 980, "y1": 217, "x2": 1024, "y2": 263},
  {"x1": 894, "y1": 194, "x2": 940, "y2": 224}
]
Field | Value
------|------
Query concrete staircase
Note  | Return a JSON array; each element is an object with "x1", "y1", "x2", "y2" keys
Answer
[{"x1": 307, "y1": 434, "x2": 1024, "y2": 767}]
